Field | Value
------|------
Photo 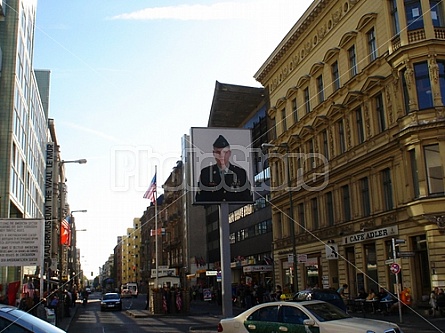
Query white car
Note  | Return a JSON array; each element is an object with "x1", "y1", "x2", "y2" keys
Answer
[
  {"x1": 218, "y1": 300, "x2": 403, "y2": 333},
  {"x1": 0, "y1": 304, "x2": 65, "y2": 333}
]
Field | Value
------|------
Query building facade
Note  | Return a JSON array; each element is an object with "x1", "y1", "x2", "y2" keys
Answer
[
  {"x1": 254, "y1": 0, "x2": 445, "y2": 301},
  {"x1": 0, "y1": 0, "x2": 52, "y2": 296},
  {"x1": 200, "y1": 82, "x2": 274, "y2": 293}
]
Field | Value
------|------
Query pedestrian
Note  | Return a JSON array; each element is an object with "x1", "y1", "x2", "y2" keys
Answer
[
  {"x1": 63, "y1": 290, "x2": 71, "y2": 317},
  {"x1": 337, "y1": 284, "x2": 348, "y2": 299},
  {"x1": 36, "y1": 298, "x2": 47, "y2": 321},
  {"x1": 429, "y1": 287, "x2": 438, "y2": 315},
  {"x1": 145, "y1": 290, "x2": 149, "y2": 310}
]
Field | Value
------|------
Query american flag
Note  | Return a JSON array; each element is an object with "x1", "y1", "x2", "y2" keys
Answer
[
  {"x1": 143, "y1": 173, "x2": 157, "y2": 203},
  {"x1": 60, "y1": 218, "x2": 71, "y2": 246}
]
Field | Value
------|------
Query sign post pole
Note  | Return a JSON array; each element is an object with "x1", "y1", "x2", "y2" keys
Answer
[
  {"x1": 392, "y1": 238, "x2": 404, "y2": 323},
  {"x1": 219, "y1": 203, "x2": 232, "y2": 317}
]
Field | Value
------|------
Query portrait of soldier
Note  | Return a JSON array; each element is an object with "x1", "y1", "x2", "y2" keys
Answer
[{"x1": 195, "y1": 134, "x2": 252, "y2": 203}]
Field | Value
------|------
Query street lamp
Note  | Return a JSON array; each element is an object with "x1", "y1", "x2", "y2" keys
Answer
[
  {"x1": 262, "y1": 143, "x2": 298, "y2": 292},
  {"x1": 70, "y1": 210, "x2": 87, "y2": 290},
  {"x1": 57, "y1": 159, "x2": 87, "y2": 297}
]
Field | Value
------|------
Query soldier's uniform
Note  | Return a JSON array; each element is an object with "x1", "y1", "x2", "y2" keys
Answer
[{"x1": 195, "y1": 135, "x2": 252, "y2": 203}]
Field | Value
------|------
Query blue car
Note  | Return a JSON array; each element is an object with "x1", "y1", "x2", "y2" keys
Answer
[{"x1": 292, "y1": 288, "x2": 348, "y2": 312}]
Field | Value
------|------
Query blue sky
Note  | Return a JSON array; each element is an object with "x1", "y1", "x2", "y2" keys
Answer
[{"x1": 33, "y1": 0, "x2": 313, "y2": 277}]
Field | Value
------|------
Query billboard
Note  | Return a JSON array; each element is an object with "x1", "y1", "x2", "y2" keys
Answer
[
  {"x1": 0, "y1": 219, "x2": 44, "y2": 267},
  {"x1": 191, "y1": 127, "x2": 253, "y2": 205}
]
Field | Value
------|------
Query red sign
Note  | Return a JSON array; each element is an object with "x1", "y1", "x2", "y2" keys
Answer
[{"x1": 390, "y1": 263, "x2": 400, "y2": 274}]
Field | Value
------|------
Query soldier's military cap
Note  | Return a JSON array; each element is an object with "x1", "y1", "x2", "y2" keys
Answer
[{"x1": 213, "y1": 135, "x2": 230, "y2": 148}]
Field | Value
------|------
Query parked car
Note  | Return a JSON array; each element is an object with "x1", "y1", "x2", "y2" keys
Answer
[
  {"x1": 0, "y1": 304, "x2": 66, "y2": 333},
  {"x1": 293, "y1": 288, "x2": 347, "y2": 312},
  {"x1": 217, "y1": 300, "x2": 403, "y2": 333},
  {"x1": 100, "y1": 292, "x2": 122, "y2": 311}
]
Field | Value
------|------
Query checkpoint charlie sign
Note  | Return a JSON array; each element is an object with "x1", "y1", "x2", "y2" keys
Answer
[{"x1": 342, "y1": 225, "x2": 398, "y2": 245}]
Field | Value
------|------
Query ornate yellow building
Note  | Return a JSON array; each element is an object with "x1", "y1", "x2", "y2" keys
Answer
[
  {"x1": 255, "y1": 0, "x2": 445, "y2": 302},
  {"x1": 121, "y1": 218, "x2": 141, "y2": 285}
]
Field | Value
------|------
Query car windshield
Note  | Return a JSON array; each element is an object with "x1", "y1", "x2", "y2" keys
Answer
[
  {"x1": 103, "y1": 294, "x2": 119, "y2": 300},
  {"x1": 304, "y1": 302, "x2": 351, "y2": 322}
]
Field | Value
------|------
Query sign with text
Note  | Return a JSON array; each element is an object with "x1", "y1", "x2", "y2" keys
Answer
[
  {"x1": 151, "y1": 268, "x2": 175, "y2": 278},
  {"x1": 342, "y1": 225, "x2": 398, "y2": 245},
  {"x1": 0, "y1": 219, "x2": 44, "y2": 267}
]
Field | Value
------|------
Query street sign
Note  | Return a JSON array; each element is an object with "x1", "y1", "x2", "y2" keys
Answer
[
  {"x1": 390, "y1": 263, "x2": 400, "y2": 274},
  {"x1": 297, "y1": 254, "x2": 307, "y2": 264},
  {"x1": 385, "y1": 259, "x2": 394, "y2": 265},
  {"x1": 399, "y1": 251, "x2": 415, "y2": 257},
  {"x1": 325, "y1": 244, "x2": 339, "y2": 260}
]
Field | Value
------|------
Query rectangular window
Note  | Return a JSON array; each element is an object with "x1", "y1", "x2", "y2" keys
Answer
[
  {"x1": 338, "y1": 120, "x2": 346, "y2": 153},
  {"x1": 281, "y1": 108, "x2": 287, "y2": 132},
  {"x1": 292, "y1": 98, "x2": 298, "y2": 123},
  {"x1": 367, "y1": 28, "x2": 377, "y2": 62},
  {"x1": 298, "y1": 203, "x2": 305, "y2": 233},
  {"x1": 431, "y1": 0, "x2": 444, "y2": 27},
  {"x1": 360, "y1": 177, "x2": 371, "y2": 217},
  {"x1": 375, "y1": 93, "x2": 386, "y2": 132},
  {"x1": 364, "y1": 243, "x2": 379, "y2": 292},
  {"x1": 311, "y1": 198, "x2": 319, "y2": 230},
  {"x1": 405, "y1": 0, "x2": 424, "y2": 30},
  {"x1": 317, "y1": 75, "x2": 324, "y2": 103},
  {"x1": 326, "y1": 191, "x2": 334, "y2": 226},
  {"x1": 322, "y1": 130, "x2": 329, "y2": 160},
  {"x1": 409, "y1": 149, "x2": 420, "y2": 198},
  {"x1": 382, "y1": 168, "x2": 394, "y2": 210},
  {"x1": 342, "y1": 185, "x2": 351, "y2": 221},
  {"x1": 424, "y1": 144, "x2": 445, "y2": 194},
  {"x1": 355, "y1": 107, "x2": 365, "y2": 144},
  {"x1": 304, "y1": 87, "x2": 311, "y2": 113},
  {"x1": 415, "y1": 62, "x2": 433, "y2": 109},
  {"x1": 348, "y1": 45, "x2": 358, "y2": 77},
  {"x1": 390, "y1": 0, "x2": 401, "y2": 35},
  {"x1": 331, "y1": 61, "x2": 340, "y2": 91},
  {"x1": 309, "y1": 139, "x2": 315, "y2": 169}
]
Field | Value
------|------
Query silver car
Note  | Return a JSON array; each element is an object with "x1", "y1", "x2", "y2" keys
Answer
[
  {"x1": 0, "y1": 304, "x2": 65, "y2": 333},
  {"x1": 218, "y1": 300, "x2": 403, "y2": 333}
]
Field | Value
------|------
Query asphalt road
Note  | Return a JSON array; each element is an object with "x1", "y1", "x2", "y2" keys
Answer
[
  {"x1": 67, "y1": 292, "x2": 219, "y2": 333},
  {"x1": 66, "y1": 293, "x2": 445, "y2": 333}
]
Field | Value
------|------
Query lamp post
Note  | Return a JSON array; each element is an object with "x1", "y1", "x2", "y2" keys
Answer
[
  {"x1": 57, "y1": 159, "x2": 87, "y2": 302},
  {"x1": 70, "y1": 210, "x2": 87, "y2": 287},
  {"x1": 262, "y1": 143, "x2": 298, "y2": 292}
]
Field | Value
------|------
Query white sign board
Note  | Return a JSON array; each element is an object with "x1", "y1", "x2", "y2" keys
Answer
[
  {"x1": 325, "y1": 243, "x2": 339, "y2": 260},
  {"x1": 151, "y1": 268, "x2": 176, "y2": 278},
  {"x1": 0, "y1": 219, "x2": 43, "y2": 267}
]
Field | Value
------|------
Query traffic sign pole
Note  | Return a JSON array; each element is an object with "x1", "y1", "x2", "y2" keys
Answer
[{"x1": 392, "y1": 238, "x2": 403, "y2": 323}]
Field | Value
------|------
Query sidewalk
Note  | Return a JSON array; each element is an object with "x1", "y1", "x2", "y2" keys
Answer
[{"x1": 56, "y1": 303, "x2": 79, "y2": 332}]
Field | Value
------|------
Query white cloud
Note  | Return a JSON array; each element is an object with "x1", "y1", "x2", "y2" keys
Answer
[
  {"x1": 110, "y1": 1, "x2": 309, "y2": 22},
  {"x1": 61, "y1": 120, "x2": 122, "y2": 143}
]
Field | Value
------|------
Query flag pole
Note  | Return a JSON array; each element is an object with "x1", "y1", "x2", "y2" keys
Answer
[{"x1": 154, "y1": 166, "x2": 159, "y2": 290}]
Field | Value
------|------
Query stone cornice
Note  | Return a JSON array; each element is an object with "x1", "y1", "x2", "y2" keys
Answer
[{"x1": 254, "y1": 0, "x2": 363, "y2": 93}]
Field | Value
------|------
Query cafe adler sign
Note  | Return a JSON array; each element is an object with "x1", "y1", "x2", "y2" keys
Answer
[{"x1": 342, "y1": 225, "x2": 398, "y2": 245}]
